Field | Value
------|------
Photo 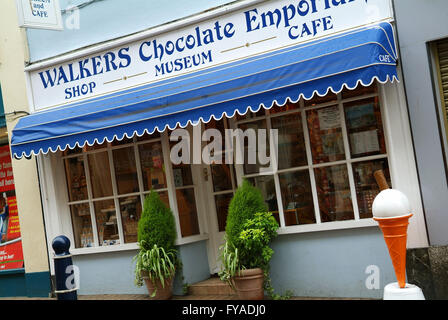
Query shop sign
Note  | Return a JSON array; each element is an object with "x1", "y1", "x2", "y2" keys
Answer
[
  {"x1": 16, "y1": 0, "x2": 63, "y2": 30},
  {"x1": 0, "y1": 145, "x2": 24, "y2": 271},
  {"x1": 29, "y1": 0, "x2": 393, "y2": 110}
]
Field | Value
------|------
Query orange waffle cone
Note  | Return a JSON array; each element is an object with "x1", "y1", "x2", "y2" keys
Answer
[{"x1": 373, "y1": 214, "x2": 412, "y2": 288}]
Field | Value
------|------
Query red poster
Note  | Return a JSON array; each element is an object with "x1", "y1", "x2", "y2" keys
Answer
[
  {"x1": 0, "y1": 146, "x2": 15, "y2": 193},
  {"x1": 0, "y1": 241, "x2": 24, "y2": 270},
  {"x1": 0, "y1": 145, "x2": 24, "y2": 270}
]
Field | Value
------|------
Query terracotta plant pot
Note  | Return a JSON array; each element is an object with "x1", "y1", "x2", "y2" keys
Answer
[
  {"x1": 232, "y1": 268, "x2": 264, "y2": 300},
  {"x1": 142, "y1": 271, "x2": 175, "y2": 300}
]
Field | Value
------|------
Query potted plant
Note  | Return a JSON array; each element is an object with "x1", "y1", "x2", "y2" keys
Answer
[
  {"x1": 133, "y1": 190, "x2": 178, "y2": 299},
  {"x1": 219, "y1": 179, "x2": 279, "y2": 300}
]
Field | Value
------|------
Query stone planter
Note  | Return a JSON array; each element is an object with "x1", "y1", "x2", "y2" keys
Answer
[{"x1": 232, "y1": 268, "x2": 264, "y2": 300}]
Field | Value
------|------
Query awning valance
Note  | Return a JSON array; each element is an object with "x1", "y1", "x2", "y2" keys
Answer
[{"x1": 11, "y1": 22, "x2": 398, "y2": 158}]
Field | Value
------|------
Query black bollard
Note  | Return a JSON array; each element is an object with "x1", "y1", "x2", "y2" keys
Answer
[{"x1": 52, "y1": 235, "x2": 78, "y2": 300}]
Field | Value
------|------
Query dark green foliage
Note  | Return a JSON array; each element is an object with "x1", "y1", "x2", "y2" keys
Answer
[
  {"x1": 137, "y1": 190, "x2": 176, "y2": 251},
  {"x1": 225, "y1": 179, "x2": 268, "y2": 246}
]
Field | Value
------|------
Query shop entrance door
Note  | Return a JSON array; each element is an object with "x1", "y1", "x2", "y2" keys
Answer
[{"x1": 201, "y1": 118, "x2": 238, "y2": 274}]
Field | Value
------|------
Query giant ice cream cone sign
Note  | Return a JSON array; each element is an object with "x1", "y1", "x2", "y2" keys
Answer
[{"x1": 372, "y1": 170, "x2": 411, "y2": 289}]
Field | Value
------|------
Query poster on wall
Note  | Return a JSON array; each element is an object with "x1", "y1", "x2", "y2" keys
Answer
[{"x1": 0, "y1": 145, "x2": 24, "y2": 271}]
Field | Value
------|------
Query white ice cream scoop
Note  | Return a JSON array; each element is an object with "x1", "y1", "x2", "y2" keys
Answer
[{"x1": 372, "y1": 189, "x2": 412, "y2": 218}]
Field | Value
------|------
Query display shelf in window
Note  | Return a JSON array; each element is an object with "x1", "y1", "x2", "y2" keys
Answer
[
  {"x1": 70, "y1": 203, "x2": 94, "y2": 248},
  {"x1": 64, "y1": 157, "x2": 88, "y2": 202}
]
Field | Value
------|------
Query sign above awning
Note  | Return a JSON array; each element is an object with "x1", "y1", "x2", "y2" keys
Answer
[
  {"x1": 11, "y1": 21, "x2": 398, "y2": 158},
  {"x1": 27, "y1": 0, "x2": 393, "y2": 111}
]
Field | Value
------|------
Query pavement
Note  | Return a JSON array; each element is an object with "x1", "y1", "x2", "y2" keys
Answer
[{"x1": 0, "y1": 294, "x2": 375, "y2": 300}]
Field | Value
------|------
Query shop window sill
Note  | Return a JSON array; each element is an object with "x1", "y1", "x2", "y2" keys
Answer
[
  {"x1": 277, "y1": 218, "x2": 378, "y2": 235},
  {"x1": 70, "y1": 234, "x2": 209, "y2": 256}
]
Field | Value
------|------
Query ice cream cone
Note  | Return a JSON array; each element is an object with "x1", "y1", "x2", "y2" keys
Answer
[{"x1": 373, "y1": 213, "x2": 412, "y2": 288}]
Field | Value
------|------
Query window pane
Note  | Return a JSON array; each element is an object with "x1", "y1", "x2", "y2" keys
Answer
[
  {"x1": 353, "y1": 159, "x2": 390, "y2": 219},
  {"x1": 238, "y1": 120, "x2": 270, "y2": 174},
  {"x1": 172, "y1": 164, "x2": 193, "y2": 187},
  {"x1": 65, "y1": 157, "x2": 88, "y2": 202},
  {"x1": 215, "y1": 192, "x2": 233, "y2": 232},
  {"x1": 246, "y1": 176, "x2": 279, "y2": 224},
  {"x1": 314, "y1": 165, "x2": 354, "y2": 222},
  {"x1": 269, "y1": 101, "x2": 300, "y2": 114},
  {"x1": 113, "y1": 147, "x2": 139, "y2": 195},
  {"x1": 119, "y1": 196, "x2": 142, "y2": 244},
  {"x1": 111, "y1": 136, "x2": 134, "y2": 146},
  {"x1": 342, "y1": 83, "x2": 378, "y2": 100},
  {"x1": 344, "y1": 97, "x2": 386, "y2": 158},
  {"x1": 235, "y1": 107, "x2": 265, "y2": 121},
  {"x1": 88, "y1": 152, "x2": 113, "y2": 198},
  {"x1": 94, "y1": 200, "x2": 119, "y2": 246},
  {"x1": 136, "y1": 131, "x2": 160, "y2": 142},
  {"x1": 304, "y1": 92, "x2": 337, "y2": 107},
  {"x1": 278, "y1": 170, "x2": 315, "y2": 226},
  {"x1": 70, "y1": 203, "x2": 93, "y2": 248},
  {"x1": 62, "y1": 148, "x2": 82, "y2": 156},
  {"x1": 307, "y1": 105, "x2": 345, "y2": 164},
  {"x1": 176, "y1": 188, "x2": 200, "y2": 237},
  {"x1": 211, "y1": 164, "x2": 233, "y2": 192},
  {"x1": 271, "y1": 113, "x2": 307, "y2": 169},
  {"x1": 85, "y1": 141, "x2": 108, "y2": 152},
  {"x1": 139, "y1": 142, "x2": 167, "y2": 191}
]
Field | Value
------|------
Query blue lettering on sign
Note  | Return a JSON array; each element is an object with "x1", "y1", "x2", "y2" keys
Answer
[
  {"x1": 65, "y1": 82, "x2": 96, "y2": 100},
  {"x1": 37, "y1": 0, "x2": 373, "y2": 102},
  {"x1": 155, "y1": 50, "x2": 213, "y2": 77}
]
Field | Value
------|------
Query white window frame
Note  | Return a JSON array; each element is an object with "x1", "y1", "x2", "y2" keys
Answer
[
  {"x1": 232, "y1": 83, "x2": 390, "y2": 235},
  {"x1": 41, "y1": 131, "x2": 208, "y2": 257}
]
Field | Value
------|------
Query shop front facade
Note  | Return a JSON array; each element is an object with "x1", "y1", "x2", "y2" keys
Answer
[{"x1": 12, "y1": 0, "x2": 428, "y2": 298}]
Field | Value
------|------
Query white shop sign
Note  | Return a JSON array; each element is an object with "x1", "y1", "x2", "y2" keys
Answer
[
  {"x1": 29, "y1": 0, "x2": 393, "y2": 111},
  {"x1": 16, "y1": 0, "x2": 63, "y2": 31}
]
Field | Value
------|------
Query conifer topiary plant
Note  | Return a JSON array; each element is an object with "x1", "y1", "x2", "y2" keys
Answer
[
  {"x1": 225, "y1": 179, "x2": 268, "y2": 246},
  {"x1": 134, "y1": 190, "x2": 178, "y2": 299},
  {"x1": 137, "y1": 190, "x2": 176, "y2": 251},
  {"x1": 219, "y1": 179, "x2": 283, "y2": 300}
]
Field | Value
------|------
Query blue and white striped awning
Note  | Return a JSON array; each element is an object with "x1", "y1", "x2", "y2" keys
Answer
[{"x1": 11, "y1": 22, "x2": 398, "y2": 158}]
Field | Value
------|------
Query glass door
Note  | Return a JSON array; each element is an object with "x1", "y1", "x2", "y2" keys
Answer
[{"x1": 202, "y1": 118, "x2": 237, "y2": 273}]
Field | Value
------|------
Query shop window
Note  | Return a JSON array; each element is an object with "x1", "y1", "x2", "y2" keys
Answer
[
  {"x1": 94, "y1": 199, "x2": 119, "y2": 246},
  {"x1": 352, "y1": 159, "x2": 390, "y2": 219},
  {"x1": 236, "y1": 82, "x2": 388, "y2": 228},
  {"x1": 62, "y1": 132, "x2": 192, "y2": 249},
  {"x1": 69, "y1": 203, "x2": 93, "y2": 248},
  {"x1": 344, "y1": 97, "x2": 386, "y2": 158},
  {"x1": 271, "y1": 112, "x2": 307, "y2": 169},
  {"x1": 307, "y1": 105, "x2": 345, "y2": 164},
  {"x1": 314, "y1": 165, "x2": 354, "y2": 222},
  {"x1": 247, "y1": 175, "x2": 279, "y2": 225},
  {"x1": 119, "y1": 195, "x2": 142, "y2": 244},
  {"x1": 138, "y1": 142, "x2": 166, "y2": 191},
  {"x1": 113, "y1": 147, "x2": 139, "y2": 195},
  {"x1": 88, "y1": 151, "x2": 113, "y2": 198},
  {"x1": 64, "y1": 157, "x2": 88, "y2": 202},
  {"x1": 278, "y1": 170, "x2": 315, "y2": 225}
]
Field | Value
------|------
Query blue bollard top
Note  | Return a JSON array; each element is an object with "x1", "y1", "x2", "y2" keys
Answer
[{"x1": 52, "y1": 235, "x2": 71, "y2": 256}]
